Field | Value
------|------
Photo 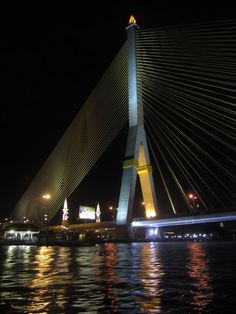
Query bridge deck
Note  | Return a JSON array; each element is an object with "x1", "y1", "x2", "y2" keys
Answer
[{"x1": 132, "y1": 211, "x2": 236, "y2": 228}]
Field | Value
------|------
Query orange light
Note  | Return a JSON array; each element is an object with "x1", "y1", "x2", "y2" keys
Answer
[
  {"x1": 146, "y1": 208, "x2": 156, "y2": 218},
  {"x1": 129, "y1": 15, "x2": 136, "y2": 25}
]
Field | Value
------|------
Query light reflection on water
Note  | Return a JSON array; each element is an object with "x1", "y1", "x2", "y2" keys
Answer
[
  {"x1": 0, "y1": 242, "x2": 236, "y2": 313},
  {"x1": 187, "y1": 242, "x2": 213, "y2": 312},
  {"x1": 139, "y1": 242, "x2": 163, "y2": 312},
  {"x1": 27, "y1": 246, "x2": 73, "y2": 313}
]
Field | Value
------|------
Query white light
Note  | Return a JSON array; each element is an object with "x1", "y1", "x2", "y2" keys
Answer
[{"x1": 42, "y1": 194, "x2": 51, "y2": 199}]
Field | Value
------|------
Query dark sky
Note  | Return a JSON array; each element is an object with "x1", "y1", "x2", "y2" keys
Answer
[{"x1": 1, "y1": 2, "x2": 235, "y2": 219}]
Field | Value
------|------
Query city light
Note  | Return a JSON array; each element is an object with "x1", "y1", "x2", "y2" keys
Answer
[
  {"x1": 187, "y1": 193, "x2": 199, "y2": 213},
  {"x1": 188, "y1": 193, "x2": 197, "y2": 200},
  {"x1": 145, "y1": 203, "x2": 156, "y2": 218},
  {"x1": 42, "y1": 194, "x2": 51, "y2": 199}
]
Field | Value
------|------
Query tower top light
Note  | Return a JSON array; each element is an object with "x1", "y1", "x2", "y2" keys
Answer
[{"x1": 129, "y1": 15, "x2": 136, "y2": 25}]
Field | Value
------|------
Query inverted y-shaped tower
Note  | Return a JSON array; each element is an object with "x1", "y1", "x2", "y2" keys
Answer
[{"x1": 116, "y1": 16, "x2": 159, "y2": 225}]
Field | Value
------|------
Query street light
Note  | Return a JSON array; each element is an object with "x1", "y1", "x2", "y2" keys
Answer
[
  {"x1": 188, "y1": 193, "x2": 198, "y2": 213},
  {"x1": 42, "y1": 194, "x2": 51, "y2": 199},
  {"x1": 108, "y1": 206, "x2": 117, "y2": 221},
  {"x1": 41, "y1": 194, "x2": 51, "y2": 225}
]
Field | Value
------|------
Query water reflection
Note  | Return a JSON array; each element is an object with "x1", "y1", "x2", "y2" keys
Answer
[
  {"x1": 2, "y1": 245, "x2": 32, "y2": 291},
  {"x1": 100, "y1": 243, "x2": 118, "y2": 311},
  {"x1": 27, "y1": 246, "x2": 54, "y2": 312},
  {"x1": 0, "y1": 242, "x2": 235, "y2": 313},
  {"x1": 187, "y1": 242, "x2": 214, "y2": 312},
  {"x1": 139, "y1": 243, "x2": 164, "y2": 313},
  {"x1": 1, "y1": 246, "x2": 36, "y2": 312},
  {"x1": 4, "y1": 245, "x2": 31, "y2": 275},
  {"x1": 27, "y1": 246, "x2": 72, "y2": 313}
]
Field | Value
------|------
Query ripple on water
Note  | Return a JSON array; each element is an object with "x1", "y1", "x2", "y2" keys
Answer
[{"x1": 0, "y1": 242, "x2": 236, "y2": 313}]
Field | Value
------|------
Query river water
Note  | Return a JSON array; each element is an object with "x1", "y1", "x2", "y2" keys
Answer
[{"x1": 0, "y1": 241, "x2": 235, "y2": 313}]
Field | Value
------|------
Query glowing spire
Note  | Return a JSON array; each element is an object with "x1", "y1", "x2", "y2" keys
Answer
[
  {"x1": 62, "y1": 198, "x2": 69, "y2": 225},
  {"x1": 96, "y1": 202, "x2": 101, "y2": 223},
  {"x1": 129, "y1": 15, "x2": 136, "y2": 25},
  {"x1": 63, "y1": 198, "x2": 68, "y2": 209}
]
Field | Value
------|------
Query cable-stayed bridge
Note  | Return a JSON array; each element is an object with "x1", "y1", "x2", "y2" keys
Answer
[{"x1": 10, "y1": 17, "x2": 236, "y2": 239}]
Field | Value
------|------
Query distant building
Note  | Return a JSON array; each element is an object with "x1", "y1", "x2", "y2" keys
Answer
[{"x1": 3, "y1": 223, "x2": 39, "y2": 243}]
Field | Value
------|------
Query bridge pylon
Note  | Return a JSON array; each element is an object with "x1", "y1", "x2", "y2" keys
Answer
[{"x1": 116, "y1": 16, "x2": 159, "y2": 227}]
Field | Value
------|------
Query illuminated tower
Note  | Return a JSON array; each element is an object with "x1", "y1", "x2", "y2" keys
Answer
[
  {"x1": 62, "y1": 198, "x2": 69, "y2": 226},
  {"x1": 116, "y1": 15, "x2": 158, "y2": 225}
]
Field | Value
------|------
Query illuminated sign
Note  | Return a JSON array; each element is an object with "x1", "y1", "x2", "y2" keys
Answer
[{"x1": 79, "y1": 206, "x2": 95, "y2": 220}]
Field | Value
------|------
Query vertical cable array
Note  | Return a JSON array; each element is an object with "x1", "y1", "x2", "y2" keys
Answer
[
  {"x1": 12, "y1": 43, "x2": 128, "y2": 222},
  {"x1": 137, "y1": 19, "x2": 236, "y2": 214}
]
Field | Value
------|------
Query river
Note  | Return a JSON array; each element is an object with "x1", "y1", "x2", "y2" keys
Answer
[{"x1": 0, "y1": 241, "x2": 235, "y2": 313}]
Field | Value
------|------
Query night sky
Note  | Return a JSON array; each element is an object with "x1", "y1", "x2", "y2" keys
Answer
[{"x1": 1, "y1": 2, "x2": 235, "y2": 220}]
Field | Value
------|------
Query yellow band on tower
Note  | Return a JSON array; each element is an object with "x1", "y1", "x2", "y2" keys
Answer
[
  {"x1": 123, "y1": 159, "x2": 139, "y2": 169},
  {"x1": 137, "y1": 164, "x2": 152, "y2": 174}
]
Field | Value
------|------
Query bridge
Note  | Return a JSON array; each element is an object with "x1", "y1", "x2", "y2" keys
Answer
[{"x1": 9, "y1": 16, "x2": 236, "y2": 242}]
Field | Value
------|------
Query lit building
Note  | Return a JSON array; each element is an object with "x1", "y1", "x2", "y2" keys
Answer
[{"x1": 3, "y1": 223, "x2": 39, "y2": 243}]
